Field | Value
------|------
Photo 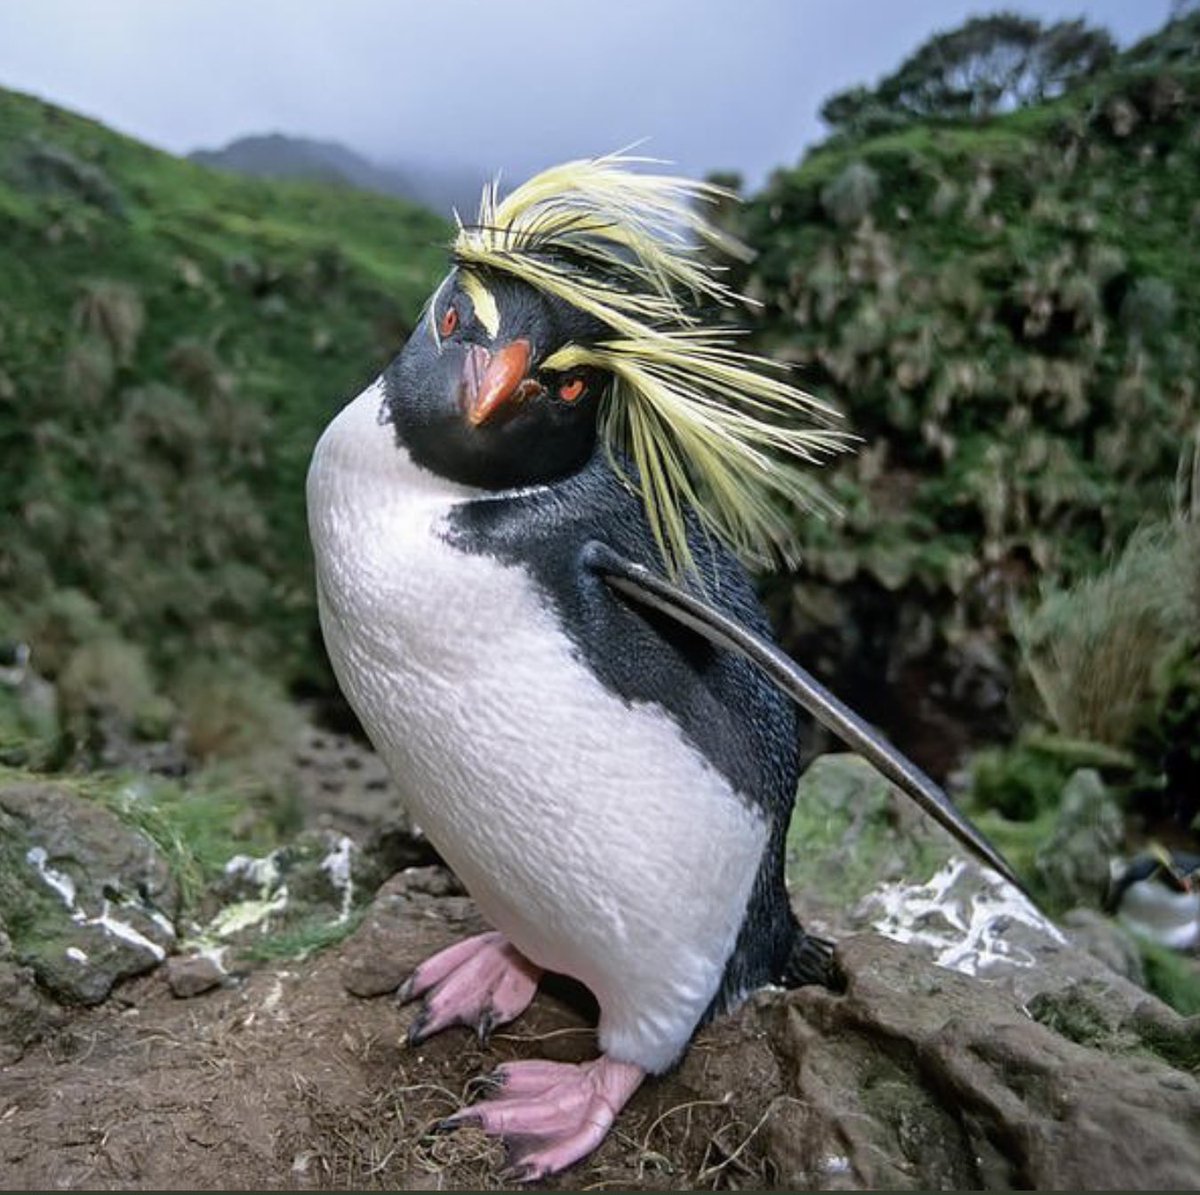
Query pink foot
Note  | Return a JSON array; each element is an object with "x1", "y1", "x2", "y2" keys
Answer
[
  {"x1": 442, "y1": 1055, "x2": 645, "y2": 1181},
  {"x1": 398, "y1": 931, "x2": 541, "y2": 1045}
]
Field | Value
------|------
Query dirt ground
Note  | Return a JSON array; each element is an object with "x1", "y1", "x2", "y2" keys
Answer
[{"x1": 0, "y1": 904, "x2": 797, "y2": 1192}]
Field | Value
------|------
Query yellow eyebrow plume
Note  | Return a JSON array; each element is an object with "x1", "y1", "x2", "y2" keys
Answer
[{"x1": 459, "y1": 271, "x2": 500, "y2": 339}]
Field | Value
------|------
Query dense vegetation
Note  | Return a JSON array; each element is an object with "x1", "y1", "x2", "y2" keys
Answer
[
  {"x1": 0, "y1": 88, "x2": 447, "y2": 755},
  {"x1": 717, "y1": 15, "x2": 1200, "y2": 813}
]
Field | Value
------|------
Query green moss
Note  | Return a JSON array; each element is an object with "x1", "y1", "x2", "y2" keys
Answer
[
  {"x1": 1029, "y1": 985, "x2": 1199, "y2": 1073},
  {"x1": 1027, "y1": 989, "x2": 1138, "y2": 1053},
  {"x1": 787, "y1": 755, "x2": 952, "y2": 905},
  {"x1": 1139, "y1": 940, "x2": 1200, "y2": 1018},
  {"x1": 0, "y1": 825, "x2": 73, "y2": 951}
]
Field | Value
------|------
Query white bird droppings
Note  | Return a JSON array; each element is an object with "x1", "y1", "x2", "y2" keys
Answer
[
  {"x1": 865, "y1": 858, "x2": 1065, "y2": 977},
  {"x1": 25, "y1": 846, "x2": 174, "y2": 959},
  {"x1": 320, "y1": 835, "x2": 356, "y2": 924}
]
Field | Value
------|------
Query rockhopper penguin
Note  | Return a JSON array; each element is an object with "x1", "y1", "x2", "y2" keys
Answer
[{"x1": 306, "y1": 156, "x2": 1023, "y2": 1180}]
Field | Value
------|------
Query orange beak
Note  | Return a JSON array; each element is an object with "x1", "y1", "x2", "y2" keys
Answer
[{"x1": 462, "y1": 339, "x2": 533, "y2": 427}]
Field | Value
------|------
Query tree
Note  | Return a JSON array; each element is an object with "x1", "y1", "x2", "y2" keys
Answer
[{"x1": 820, "y1": 12, "x2": 1116, "y2": 133}]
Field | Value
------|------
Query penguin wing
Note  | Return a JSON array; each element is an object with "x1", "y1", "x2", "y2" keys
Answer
[{"x1": 582, "y1": 540, "x2": 1030, "y2": 898}]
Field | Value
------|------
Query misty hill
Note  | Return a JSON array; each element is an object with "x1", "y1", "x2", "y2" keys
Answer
[{"x1": 189, "y1": 132, "x2": 483, "y2": 219}]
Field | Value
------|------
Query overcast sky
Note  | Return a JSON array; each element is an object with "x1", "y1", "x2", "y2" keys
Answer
[{"x1": 0, "y1": 0, "x2": 1172, "y2": 199}]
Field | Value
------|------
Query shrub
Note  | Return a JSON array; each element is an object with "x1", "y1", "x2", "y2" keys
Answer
[
  {"x1": 1120, "y1": 277, "x2": 1177, "y2": 345},
  {"x1": 60, "y1": 337, "x2": 114, "y2": 408},
  {"x1": 73, "y1": 280, "x2": 145, "y2": 364},
  {"x1": 821, "y1": 161, "x2": 881, "y2": 228},
  {"x1": 172, "y1": 658, "x2": 300, "y2": 768},
  {"x1": 22, "y1": 589, "x2": 113, "y2": 678},
  {"x1": 1013, "y1": 517, "x2": 1200, "y2": 747},
  {"x1": 56, "y1": 635, "x2": 161, "y2": 736}
]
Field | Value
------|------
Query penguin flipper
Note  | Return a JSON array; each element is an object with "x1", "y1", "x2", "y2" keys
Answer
[{"x1": 582, "y1": 540, "x2": 1031, "y2": 899}]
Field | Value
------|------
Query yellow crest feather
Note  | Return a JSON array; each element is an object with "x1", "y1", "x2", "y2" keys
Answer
[{"x1": 453, "y1": 153, "x2": 854, "y2": 575}]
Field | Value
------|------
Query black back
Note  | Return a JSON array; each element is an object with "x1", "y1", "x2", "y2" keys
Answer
[{"x1": 447, "y1": 448, "x2": 816, "y2": 1013}]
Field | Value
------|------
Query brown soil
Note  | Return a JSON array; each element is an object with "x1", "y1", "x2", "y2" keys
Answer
[{"x1": 0, "y1": 908, "x2": 792, "y2": 1192}]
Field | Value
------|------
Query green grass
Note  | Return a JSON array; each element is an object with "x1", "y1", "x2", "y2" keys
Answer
[
  {"x1": 238, "y1": 908, "x2": 366, "y2": 962},
  {"x1": 1139, "y1": 939, "x2": 1200, "y2": 1019}
]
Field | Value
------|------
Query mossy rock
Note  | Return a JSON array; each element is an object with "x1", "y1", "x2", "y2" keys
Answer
[
  {"x1": 0, "y1": 776, "x2": 178, "y2": 1004},
  {"x1": 787, "y1": 753, "x2": 957, "y2": 911}
]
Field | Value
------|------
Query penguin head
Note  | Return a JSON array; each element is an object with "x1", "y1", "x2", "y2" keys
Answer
[
  {"x1": 383, "y1": 268, "x2": 611, "y2": 490},
  {"x1": 1105, "y1": 848, "x2": 1200, "y2": 911},
  {"x1": 380, "y1": 155, "x2": 849, "y2": 573}
]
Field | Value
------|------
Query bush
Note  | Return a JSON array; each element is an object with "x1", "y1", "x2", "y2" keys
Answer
[
  {"x1": 73, "y1": 280, "x2": 144, "y2": 364},
  {"x1": 821, "y1": 161, "x2": 881, "y2": 227},
  {"x1": 22, "y1": 589, "x2": 114, "y2": 678},
  {"x1": 60, "y1": 337, "x2": 115, "y2": 408},
  {"x1": 56, "y1": 635, "x2": 165, "y2": 746},
  {"x1": 1120, "y1": 277, "x2": 1177, "y2": 345},
  {"x1": 1013, "y1": 517, "x2": 1200, "y2": 747},
  {"x1": 173, "y1": 658, "x2": 300, "y2": 768}
]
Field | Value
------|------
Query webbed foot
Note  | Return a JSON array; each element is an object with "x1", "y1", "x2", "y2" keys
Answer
[
  {"x1": 441, "y1": 1055, "x2": 644, "y2": 1180},
  {"x1": 399, "y1": 931, "x2": 541, "y2": 1045}
]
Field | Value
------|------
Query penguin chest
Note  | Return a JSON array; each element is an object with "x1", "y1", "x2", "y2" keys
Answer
[{"x1": 307, "y1": 385, "x2": 769, "y2": 1068}]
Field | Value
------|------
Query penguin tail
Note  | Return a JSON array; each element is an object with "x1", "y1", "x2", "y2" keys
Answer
[{"x1": 782, "y1": 924, "x2": 840, "y2": 991}]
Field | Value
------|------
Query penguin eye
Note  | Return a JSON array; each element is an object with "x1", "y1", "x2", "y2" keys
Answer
[
  {"x1": 559, "y1": 377, "x2": 586, "y2": 403},
  {"x1": 439, "y1": 305, "x2": 459, "y2": 338}
]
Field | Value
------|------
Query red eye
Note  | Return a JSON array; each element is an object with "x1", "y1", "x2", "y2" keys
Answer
[
  {"x1": 559, "y1": 377, "x2": 585, "y2": 403},
  {"x1": 439, "y1": 305, "x2": 458, "y2": 337}
]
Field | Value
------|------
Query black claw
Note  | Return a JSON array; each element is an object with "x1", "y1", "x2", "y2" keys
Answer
[
  {"x1": 396, "y1": 974, "x2": 417, "y2": 1005},
  {"x1": 786, "y1": 929, "x2": 842, "y2": 991},
  {"x1": 406, "y1": 1007, "x2": 430, "y2": 1047},
  {"x1": 475, "y1": 1007, "x2": 496, "y2": 1044},
  {"x1": 433, "y1": 1113, "x2": 476, "y2": 1135},
  {"x1": 501, "y1": 1133, "x2": 545, "y2": 1182},
  {"x1": 500, "y1": 1148, "x2": 546, "y2": 1185}
]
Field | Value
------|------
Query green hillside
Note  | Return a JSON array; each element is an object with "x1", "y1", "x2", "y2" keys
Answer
[
  {"x1": 0, "y1": 88, "x2": 448, "y2": 700},
  {"x1": 729, "y1": 28, "x2": 1200, "y2": 772}
]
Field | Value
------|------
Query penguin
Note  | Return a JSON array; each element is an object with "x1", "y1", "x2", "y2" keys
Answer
[
  {"x1": 1106, "y1": 848, "x2": 1200, "y2": 951},
  {"x1": 306, "y1": 155, "x2": 1023, "y2": 1180}
]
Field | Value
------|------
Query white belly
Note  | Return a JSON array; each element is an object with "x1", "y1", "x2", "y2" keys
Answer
[{"x1": 306, "y1": 382, "x2": 767, "y2": 1071}]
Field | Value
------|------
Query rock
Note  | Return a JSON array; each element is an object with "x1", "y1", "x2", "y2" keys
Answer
[
  {"x1": 0, "y1": 919, "x2": 66, "y2": 1064},
  {"x1": 356, "y1": 821, "x2": 441, "y2": 894},
  {"x1": 1061, "y1": 906, "x2": 1146, "y2": 985},
  {"x1": 789, "y1": 755, "x2": 1180, "y2": 1050},
  {"x1": 208, "y1": 828, "x2": 376, "y2": 933},
  {"x1": 786, "y1": 754, "x2": 958, "y2": 922},
  {"x1": 340, "y1": 867, "x2": 479, "y2": 997},
  {"x1": 1034, "y1": 768, "x2": 1123, "y2": 909},
  {"x1": 0, "y1": 778, "x2": 178, "y2": 1005},
  {"x1": 752, "y1": 934, "x2": 1200, "y2": 1190},
  {"x1": 856, "y1": 856, "x2": 1066, "y2": 982},
  {"x1": 165, "y1": 953, "x2": 225, "y2": 998}
]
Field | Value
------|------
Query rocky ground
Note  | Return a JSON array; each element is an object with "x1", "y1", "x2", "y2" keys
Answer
[{"x1": 1, "y1": 741, "x2": 1198, "y2": 1191}]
